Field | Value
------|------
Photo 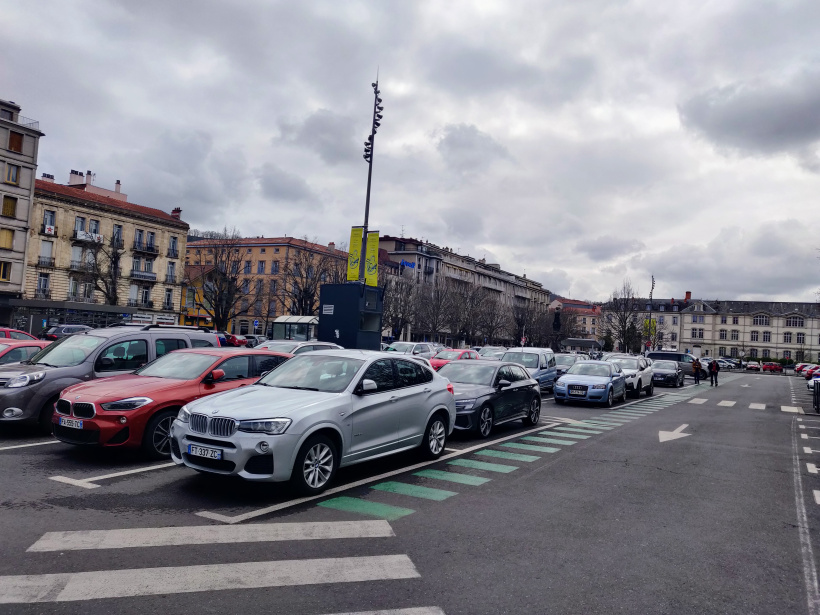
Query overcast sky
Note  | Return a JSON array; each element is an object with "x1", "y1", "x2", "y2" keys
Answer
[{"x1": 4, "y1": 0, "x2": 820, "y2": 302}]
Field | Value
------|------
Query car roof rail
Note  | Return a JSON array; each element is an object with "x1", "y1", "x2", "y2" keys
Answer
[{"x1": 141, "y1": 324, "x2": 214, "y2": 332}]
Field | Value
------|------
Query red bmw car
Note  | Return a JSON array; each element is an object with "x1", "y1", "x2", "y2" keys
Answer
[
  {"x1": 53, "y1": 348, "x2": 292, "y2": 459},
  {"x1": 429, "y1": 348, "x2": 480, "y2": 370},
  {"x1": 0, "y1": 339, "x2": 50, "y2": 365}
]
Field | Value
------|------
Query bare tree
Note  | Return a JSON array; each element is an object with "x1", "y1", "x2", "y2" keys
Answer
[
  {"x1": 477, "y1": 292, "x2": 510, "y2": 345},
  {"x1": 382, "y1": 270, "x2": 418, "y2": 341},
  {"x1": 81, "y1": 235, "x2": 126, "y2": 305},
  {"x1": 510, "y1": 298, "x2": 538, "y2": 346},
  {"x1": 542, "y1": 307, "x2": 585, "y2": 350},
  {"x1": 598, "y1": 278, "x2": 642, "y2": 353},
  {"x1": 279, "y1": 236, "x2": 347, "y2": 316},
  {"x1": 642, "y1": 314, "x2": 671, "y2": 351},
  {"x1": 415, "y1": 280, "x2": 453, "y2": 342}
]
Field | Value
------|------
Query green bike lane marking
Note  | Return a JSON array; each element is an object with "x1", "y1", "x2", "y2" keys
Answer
[
  {"x1": 414, "y1": 469, "x2": 491, "y2": 485},
  {"x1": 554, "y1": 427, "x2": 604, "y2": 435},
  {"x1": 449, "y1": 459, "x2": 519, "y2": 473},
  {"x1": 501, "y1": 442, "x2": 560, "y2": 453},
  {"x1": 476, "y1": 449, "x2": 540, "y2": 462},
  {"x1": 317, "y1": 497, "x2": 415, "y2": 521},
  {"x1": 573, "y1": 421, "x2": 617, "y2": 429},
  {"x1": 540, "y1": 430, "x2": 590, "y2": 439},
  {"x1": 371, "y1": 481, "x2": 457, "y2": 501},
  {"x1": 522, "y1": 436, "x2": 576, "y2": 446}
]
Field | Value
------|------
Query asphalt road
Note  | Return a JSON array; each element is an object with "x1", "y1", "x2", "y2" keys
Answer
[{"x1": 1, "y1": 371, "x2": 818, "y2": 614}]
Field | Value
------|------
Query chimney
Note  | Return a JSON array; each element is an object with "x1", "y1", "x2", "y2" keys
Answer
[
  {"x1": 40, "y1": 173, "x2": 54, "y2": 182},
  {"x1": 685, "y1": 291, "x2": 691, "y2": 302},
  {"x1": 86, "y1": 170, "x2": 92, "y2": 185},
  {"x1": 328, "y1": 242, "x2": 335, "y2": 252},
  {"x1": 68, "y1": 169, "x2": 85, "y2": 186},
  {"x1": 115, "y1": 180, "x2": 121, "y2": 193},
  {"x1": 171, "y1": 207, "x2": 182, "y2": 220}
]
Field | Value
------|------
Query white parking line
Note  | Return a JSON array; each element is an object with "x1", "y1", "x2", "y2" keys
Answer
[
  {"x1": 717, "y1": 401, "x2": 736, "y2": 407},
  {"x1": 50, "y1": 462, "x2": 176, "y2": 490},
  {"x1": 808, "y1": 464, "x2": 818, "y2": 475},
  {"x1": 815, "y1": 491, "x2": 820, "y2": 506},
  {"x1": 328, "y1": 609, "x2": 446, "y2": 615},
  {"x1": 688, "y1": 398, "x2": 707, "y2": 404},
  {"x1": 28, "y1": 520, "x2": 394, "y2": 552},
  {"x1": 749, "y1": 403, "x2": 766, "y2": 410},
  {"x1": 0, "y1": 440, "x2": 61, "y2": 452},
  {"x1": 783, "y1": 406, "x2": 804, "y2": 414}
]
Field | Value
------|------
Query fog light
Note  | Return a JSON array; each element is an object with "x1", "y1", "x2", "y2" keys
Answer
[
  {"x1": 2, "y1": 408, "x2": 22, "y2": 418},
  {"x1": 119, "y1": 416, "x2": 127, "y2": 424},
  {"x1": 257, "y1": 441, "x2": 270, "y2": 453}
]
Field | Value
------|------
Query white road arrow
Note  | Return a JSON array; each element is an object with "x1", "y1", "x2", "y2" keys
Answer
[{"x1": 659, "y1": 424, "x2": 691, "y2": 443}]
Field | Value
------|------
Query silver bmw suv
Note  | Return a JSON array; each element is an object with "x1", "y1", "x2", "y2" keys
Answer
[{"x1": 171, "y1": 350, "x2": 456, "y2": 494}]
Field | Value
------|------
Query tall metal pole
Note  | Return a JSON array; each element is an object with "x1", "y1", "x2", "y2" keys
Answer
[
  {"x1": 359, "y1": 78, "x2": 383, "y2": 283},
  {"x1": 648, "y1": 275, "x2": 655, "y2": 353}
]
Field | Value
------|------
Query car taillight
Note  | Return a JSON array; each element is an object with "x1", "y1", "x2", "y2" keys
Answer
[
  {"x1": 46, "y1": 334, "x2": 57, "y2": 340},
  {"x1": 446, "y1": 383, "x2": 454, "y2": 395}
]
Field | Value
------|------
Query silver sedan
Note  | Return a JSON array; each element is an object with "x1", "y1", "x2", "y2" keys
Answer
[{"x1": 170, "y1": 350, "x2": 456, "y2": 494}]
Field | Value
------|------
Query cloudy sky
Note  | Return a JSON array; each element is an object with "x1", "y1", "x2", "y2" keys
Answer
[{"x1": 4, "y1": 0, "x2": 820, "y2": 302}]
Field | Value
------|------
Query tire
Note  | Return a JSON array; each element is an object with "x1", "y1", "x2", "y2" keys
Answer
[
  {"x1": 629, "y1": 382, "x2": 640, "y2": 399},
  {"x1": 646, "y1": 381, "x2": 654, "y2": 396},
  {"x1": 38, "y1": 397, "x2": 58, "y2": 435},
  {"x1": 141, "y1": 409, "x2": 178, "y2": 460},
  {"x1": 291, "y1": 434, "x2": 338, "y2": 495},
  {"x1": 523, "y1": 396, "x2": 541, "y2": 426},
  {"x1": 604, "y1": 388, "x2": 614, "y2": 407},
  {"x1": 420, "y1": 414, "x2": 447, "y2": 460},
  {"x1": 476, "y1": 405, "x2": 493, "y2": 438},
  {"x1": 620, "y1": 387, "x2": 627, "y2": 403}
]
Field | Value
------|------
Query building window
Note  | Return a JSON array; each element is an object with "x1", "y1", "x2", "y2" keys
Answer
[
  {"x1": 113, "y1": 224, "x2": 123, "y2": 243},
  {"x1": 672, "y1": 316, "x2": 678, "y2": 325},
  {"x1": 720, "y1": 315, "x2": 727, "y2": 324},
  {"x1": 147, "y1": 231, "x2": 156, "y2": 248},
  {"x1": 270, "y1": 279, "x2": 277, "y2": 293},
  {"x1": 8, "y1": 131, "x2": 23, "y2": 153},
  {"x1": 671, "y1": 332, "x2": 677, "y2": 341},
  {"x1": 719, "y1": 347, "x2": 727, "y2": 356},
  {"x1": 4, "y1": 164, "x2": 20, "y2": 185},
  {"x1": 135, "y1": 229, "x2": 144, "y2": 245},
  {"x1": 762, "y1": 349, "x2": 770, "y2": 358},
  {"x1": 750, "y1": 330, "x2": 759, "y2": 342},
  {"x1": 164, "y1": 288, "x2": 173, "y2": 308},
  {"x1": 673, "y1": 305, "x2": 678, "y2": 312},
  {"x1": 37, "y1": 272, "x2": 50, "y2": 294},
  {"x1": 797, "y1": 332, "x2": 805, "y2": 344},
  {"x1": 719, "y1": 329, "x2": 727, "y2": 340},
  {"x1": 257, "y1": 261, "x2": 265, "y2": 274},
  {"x1": 271, "y1": 261, "x2": 279, "y2": 274},
  {"x1": 244, "y1": 261, "x2": 251, "y2": 274},
  {"x1": 185, "y1": 287, "x2": 195, "y2": 308},
  {"x1": 167, "y1": 261, "x2": 176, "y2": 278},
  {"x1": 1, "y1": 195, "x2": 16, "y2": 218},
  {"x1": 691, "y1": 315, "x2": 696, "y2": 323},
  {"x1": 591, "y1": 327, "x2": 596, "y2": 335},
  {"x1": 274, "y1": 248, "x2": 279, "y2": 253},
  {"x1": 0, "y1": 260, "x2": 10, "y2": 281},
  {"x1": 260, "y1": 248, "x2": 266, "y2": 253},
  {"x1": 74, "y1": 216, "x2": 86, "y2": 232},
  {"x1": 752, "y1": 314, "x2": 770, "y2": 326},
  {"x1": 170, "y1": 236, "x2": 178, "y2": 252},
  {"x1": 41, "y1": 210, "x2": 55, "y2": 228},
  {"x1": 731, "y1": 330, "x2": 739, "y2": 341},
  {"x1": 732, "y1": 316, "x2": 739, "y2": 325},
  {"x1": 786, "y1": 316, "x2": 805, "y2": 328},
  {"x1": 240, "y1": 298, "x2": 249, "y2": 313},
  {"x1": 658, "y1": 316, "x2": 664, "y2": 325},
  {"x1": 783, "y1": 350, "x2": 791, "y2": 359},
  {"x1": 89, "y1": 219, "x2": 100, "y2": 234},
  {"x1": 242, "y1": 279, "x2": 250, "y2": 293},
  {"x1": 762, "y1": 331, "x2": 771, "y2": 343},
  {"x1": 797, "y1": 351, "x2": 805, "y2": 362},
  {"x1": 659, "y1": 305, "x2": 665, "y2": 312},
  {"x1": 784, "y1": 332, "x2": 792, "y2": 343},
  {"x1": 132, "y1": 256, "x2": 142, "y2": 271},
  {"x1": 0, "y1": 229, "x2": 12, "y2": 250},
  {"x1": 750, "y1": 348, "x2": 758, "y2": 358},
  {"x1": 255, "y1": 279, "x2": 263, "y2": 294},
  {"x1": 730, "y1": 347, "x2": 738, "y2": 357}
]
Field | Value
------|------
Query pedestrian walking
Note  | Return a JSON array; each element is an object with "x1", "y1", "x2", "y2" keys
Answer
[
  {"x1": 709, "y1": 359, "x2": 720, "y2": 386},
  {"x1": 692, "y1": 358, "x2": 701, "y2": 384}
]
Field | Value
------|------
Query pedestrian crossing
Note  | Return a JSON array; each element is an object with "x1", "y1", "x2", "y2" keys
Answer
[{"x1": 2, "y1": 520, "x2": 443, "y2": 610}]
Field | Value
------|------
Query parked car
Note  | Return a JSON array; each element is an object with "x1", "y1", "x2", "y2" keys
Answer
[
  {"x1": 0, "y1": 339, "x2": 50, "y2": 366},
  {"x1": 805, "y1": 366, "x2": 820, "y2": 380},
  {"x1": 553, "y1": 360, "x2": 627, "y2": 407},
  {"x1": 257, "y1": 340, "x2": 344, "y2": 354},
  {"x1": 39, "y1": 324, "x2": 92, "y2": 340},
  {"x1": 171, "y1": 350, "x2": 456, "y2": 494},
  {"x1": 807, "y1": 374, "x2": 820, "y2": 391},
  {"x1": 478, "y1": 346, "x2": 507, "y2": 358},
  {"x1": 554, "y1": 353, "x2": 579, "y2": 377},
  {"x1": 746, "y1": 361, "x2": 761, "y2": 372},
  {"x1": 54, "y1": 348, "x2": 292, "y2": 458},
  {"x1": 716, "y1": 359, "x2": 735, "y2": 370},
  {"x1": 215, "y1": 332, "x2": 247, "y2": 347},
  {"x1": 438, "y1": 360, "x2": 541, "y2": 438},
  {"x1": 243, "y1": 335, "x2": 269, "y2": 348},
  {"x1": 0, "y1": 328, "x2": 38, "y2": 341},
  {"x1": 480, "y1": 349, "x2": 507, "y2": 361},
  {"x1": 0, "y1": 325, "x2": 221, "y2": 431},
  {"x1": 647, "y1": 351, "x2": 706, "y2": 379},
  {"x1": 501, "y1": 348, "x2": 557, "y2": 391},
  {"x1": 651, "y1": 360, "x2": 685, "y2": 387},
  {"x1": 795, "y1": 363, "x2": 811, "y2": 374},
  {"x1": 430, "y1": 348, "x2": 480, "y2": 370},
  {"x1": 607, "y1": 356, "x2": 654, "y2": 397},
  {"x1": 762, "y1": 362, "x2": 783, "y2": 373},
  {"x1": 384, "y1": 341, "x2": 436, "y2": 359}
]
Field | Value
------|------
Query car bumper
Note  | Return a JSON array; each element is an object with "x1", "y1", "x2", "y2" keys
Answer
[
  {"x1": 170, "y1": 420, "x2": 300, "y2": 482},
  {"x1": 0, "y1": 387, "x2": 46, "y2": 423},
  {"x1": 51, "y1": 410, "x2": 146, "y2": 448},
  {"x1": 652, "y1": 375, "x2": 678, "y2": 386},
  {"x1": 454, "y1": 408, "x2": 479, "y2": 431},
  {"x1": 553, "y1": 387, "x2": 609, "y2": 403}
]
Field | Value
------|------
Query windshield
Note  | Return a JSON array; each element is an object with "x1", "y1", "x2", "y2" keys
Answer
[
  {"x1": 28, "y1": 335, "x2": 105, "y2": 367},
  {"x1": 438, "y1": 362, "x2": 497, "y2": 385},
  {"x1": 555, "y1": 355, "x2": 575, "y2": 366},
  {"x1": 479, "y1": 347, "x2": 503, "y2": 356},
  {"x1": 485, "y1": 350, "x2": 506, "y2": 358},
  {"x1": 135, "y1": 352, "x2": 219, "y2": 380},
  {"x1": 260, "y1": 342, "x2": 298, "y2": 353},
  {"x1": 0, "y1": 344, "x2": 8, "y2": 352},
  {"x1": 434, "y1": 351, "x2": 461, "y2": 360},
  {"x1": 386, "y1": 342, "x2": 413, "y2": 353},
  {"x1": 257, "y1": 354, "x2": 364, "y2": 393},
  {"x1": 611, "y1": 358, "x2": 639, "y2": 370},
  {"x1": 502, "y1": 352, "x2": 539, "y2": 368},
  {"x1": 567, "y1": 363, "x2": 611, "y2": 377},
  {"x1": 654, "y1": 361, "x2": 678, "y2": 370}
]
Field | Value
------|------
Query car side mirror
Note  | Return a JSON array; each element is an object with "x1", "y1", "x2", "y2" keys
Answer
[
  {"x1": 413, "y1": 349, "x2": 421, "y2": 355},
  {"x1": 99, "y1": 357, "x2": 115, "y2": 368},
  {"x1": 355, "y1": 379, "x2": 378, "y2": 395},
  {"x1": 497, "y1": 379, "x2": 511, "y2": 389},
  {"x1": 204, "y1": 368, "x2": 225, "y2": 384}
]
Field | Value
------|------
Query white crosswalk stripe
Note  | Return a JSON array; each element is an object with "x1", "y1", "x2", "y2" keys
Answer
[
  {"x1": 717, "y1": 401, "x2": 736, "y2": 407},
  {"x1": 328, "y1": 609, "x2": 446, "y2": 615}
]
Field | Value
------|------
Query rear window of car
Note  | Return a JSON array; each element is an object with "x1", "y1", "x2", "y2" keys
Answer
[{"x1": 191, "y1": 338, "x2": 215, "y2": 348}]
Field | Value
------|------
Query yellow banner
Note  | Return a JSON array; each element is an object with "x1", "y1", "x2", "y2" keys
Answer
[
  {"x1": 347, "y1": 227, "x2": 364, "y2": 281},
  {"x1": 365, "y1": 231, "x2": 379, "y2": 287}
]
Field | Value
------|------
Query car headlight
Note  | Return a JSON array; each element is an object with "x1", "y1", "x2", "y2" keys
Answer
[
  {"x1": 592, "y1": 384, "x2": 607, "y2": 389},
  {"x1": 100, "y1": 397, "x2": 154, "y2": 411},
  {"x1": 177, "y1": 405, "x2": 191, "y2": 423},
  {"x1": 455, "y1": 398, "x2": 477, "y2": 411},
  {"x1": 238, "y1": 418, "x2": 291, "y2": 435},
  {"x1": 6, "y1": 372, "x2": 46, "y2": 388}
]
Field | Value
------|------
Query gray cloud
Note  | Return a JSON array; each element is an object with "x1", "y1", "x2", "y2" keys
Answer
[
  {"x1": 576, "y1": 235, "x2": 646, "y2": 261},
  {"x1": 436, "y1": 124, "x2": 510, "y2": 174},
  {"x1": 256, "y1": 163, "x2": 317, "y2": 204},
  {"x1": 279, "y1": 109, "x2": 359, "y2": 165}
]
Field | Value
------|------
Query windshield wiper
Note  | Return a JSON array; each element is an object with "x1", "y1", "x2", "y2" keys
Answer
[
  {"x1": 277, "y1": 385, "x2": 319, "y2": 391},
  {"x1": 34, "y1": 362, "x2": 59, "y2": 368}
]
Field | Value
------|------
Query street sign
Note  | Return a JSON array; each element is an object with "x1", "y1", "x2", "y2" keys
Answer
[
  {"x1": 520, "y1": 337, "x2": 527, "y2": 345},
  {"x1": 253, "y1": 320, "x2": 259, "y2": 328}
]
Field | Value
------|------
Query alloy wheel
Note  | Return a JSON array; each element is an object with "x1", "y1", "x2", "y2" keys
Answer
[
  {"x1": 303, "y1": 443, "x2": 334, "y2": 489},
  {"x1": 428, "y1": 420, "x2": 446, "y2": 455},
  {"x1": 607, "y1": 390, "x2": 613, "y2": 407},
  {"x1": 479, "y1": 407, "x2": 493, "y2": 437},
  {"x1": 152, "y1": 415, "x2": 174, "y2": 455},
  {"x1": 528, "y1": 398, "x2": 541, "y2": 423}
]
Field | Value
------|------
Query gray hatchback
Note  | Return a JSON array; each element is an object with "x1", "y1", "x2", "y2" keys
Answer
[{"x1": 0, "y1": 325, "x2": 220, "y2": 432}]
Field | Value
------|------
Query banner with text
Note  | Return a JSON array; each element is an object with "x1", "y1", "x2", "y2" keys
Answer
[
  {"x1": 347, "y1": 226, "x2": 364, "y2": 281},
  {"x1": 365, "y1": 231, "x2": 379, "y2": 287}
]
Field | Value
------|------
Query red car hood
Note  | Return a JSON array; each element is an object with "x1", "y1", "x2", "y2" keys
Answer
[
  {"x1": 62, "y1": 375, "x2": 191, "y2": 402},
  {"x1": 429, "y1": 359, "x2": 451, "y2": 369}
]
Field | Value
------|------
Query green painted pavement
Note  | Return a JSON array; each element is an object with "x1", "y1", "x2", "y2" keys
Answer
[
  {"x1": 476, "y1": 449, "x2": 540, "y2": 462},
  {"x1": 414, "y1": 469, "x2": 491, "y2": 486},
  {"x1": 608, "y1": 412, "x2": 646, "y2": 417},
  {"x1": 555, "y1": 427, "x2": 603, "y2": 435},
  {"x1": 540, "y1": 430, "x2": 590, "y2": 439},
  {"x1": 318, "y1": 496, "x2": 415, "y2": 520},
  {"x1": 572, "y1": 422, "x2": 615, "y2": 429},
  {"x1": 450, "y1": 458, "x2": 519, "y2": 473},
  {"x1": 372, "y1": 481, "x2": 457, "y2": 501},
  {"x1": 501, "y1": 442, "x2": 560, "y2": 453},
  {"x1": 522, "y1": 435, "x2": 576, "y2": 446}
]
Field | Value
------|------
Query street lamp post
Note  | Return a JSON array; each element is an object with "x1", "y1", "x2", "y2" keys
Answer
[
  {"x1": 358, "y1": 79, "x2": 384, "y2": 283},
  {"x1": 647, "y1": 275, "x2": 655, "y2": 353}
]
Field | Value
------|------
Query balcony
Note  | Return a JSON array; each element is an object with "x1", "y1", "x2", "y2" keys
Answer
[
  {"x1": 36, "y1": 256, "x2": 55, "y2": 268},
  {"x1": 67, "y1": 294, "x2": 97, "y2": 304},
  {"x1": 167, "y1": 247, "x2": 179, "y2": 259},
  {"x1": 165, "y1": 274, "x2": 178, "y2": 284},
  {"x1": 127, "y1": 299, "x2": 154, "y2": 309},
  {"x1": 132, "y1": 241, "x2": 159, "y2": 255},
  {"x1": 1, "y1": 113, "x2": 39, "y2": 130},
  {"x1": 162, "y1": 301, "x2": 175, "y2": 311},
  {"x1": 111, "y1": 237, "x2": 124, "y2": 250},
  {"x1": 34, "y1": 289, "x2": 51, "y2": 300},
  {"x1": 130, "y1": 269, "x2": 157, "y2": 282},
  {"x1": 72, "y1": 230, "x2": 103, "y2": 243},
  {"x1": 70, "y1": 260, "x2": 97, "y2": 273},
  {"x1": 40, "y1": 224, "x2": 57, "y2": 237}
]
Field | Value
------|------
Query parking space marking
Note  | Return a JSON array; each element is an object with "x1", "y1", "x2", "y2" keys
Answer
[
  {"x1": 326, "y1": 609, "x2": 445, "y2": 615},
  {"x1": 50, "y1": 462, "x2": 176, "y2": 490},
  {"x1": 783, "y1": 406, "x2": 804, "y2": 413},
  {"x1": 689, "y1": 398, "x2": 708, "y2": 404},
  {"x1": 0, "y1": 554, "x2": 420, "y2": 604},
  {"x1": 414, "y1": 469, "x2": 490, "y2": 485},
  {"x1": 815, "y1": 491, "x2": 820, "y2": 506},
  {"x1": 750, "y1": 403, "x2": 766, "y2": 410},
  {"x1": 27, "y1": 520, "x2": 395, "y2": 552},
  {"x1": 0, "y1": 440, "x2": 61, "y2": 452},
  {"x1": 500, "y1": 442, "x2": 559, "y2": 454},
  {"x1": 449, "y1": 459, "x2": 518, "y2": 473},
  {"x1": 718, "y1": 401, "x2": 736, "y2": 407},
  {"x1": 371, "y1": 482, "x2": 457, "y2": 501},
  {"x1": 318, "y1": 497, "x2": 416, "y2": 520},
  {"x1": 476, "y1": 449, "x2": 539, "y2": 462},
  {"x1": 808, "y1": 464, "x2": 818, "y2": 475}
]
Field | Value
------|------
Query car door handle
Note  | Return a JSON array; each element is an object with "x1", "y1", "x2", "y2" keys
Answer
[{"x1": 422, "y1": 388, "x2": 431, "y2": 393}]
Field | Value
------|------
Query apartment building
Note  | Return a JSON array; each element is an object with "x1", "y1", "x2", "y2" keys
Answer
[
  {"x1": 549, "y1": 297, "x2": 602, "y2": 339},
  {"x1": 0, "y1": 99, "x2": 44, "y2": 324},
  {"x1": 11, "y1": 173, "x2": 188, "y2": 332}
]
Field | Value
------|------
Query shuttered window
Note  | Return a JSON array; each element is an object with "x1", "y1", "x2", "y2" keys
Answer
[
  {"x1": 1, "y1": 196, "x2": 15, "y2": 218},
  {"x1": 0, "y1": 229, "x2": 12, "y2": 250}
]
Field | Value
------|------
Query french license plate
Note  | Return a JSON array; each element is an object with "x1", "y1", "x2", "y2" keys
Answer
[
  {"x1": 569, "y1": 389, "x2": 585, "y2": 396},
  {"x1": 654, "y1": 375, "x2": 664, "y2": 380},
  {"x1": 59, "y1": 417, "x2": 83, "y2": 429},
  {"x1": 188, "y1": 444, "x2": 222, "y2": 460}
]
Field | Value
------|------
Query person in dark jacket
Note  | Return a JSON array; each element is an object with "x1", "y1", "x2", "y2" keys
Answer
[
  {"x1": 692, "y1": 358, "x2": 702, "y2": 385},
  {"x1": 709, "y1": 359, "x2": 720, "y2": 386}
]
